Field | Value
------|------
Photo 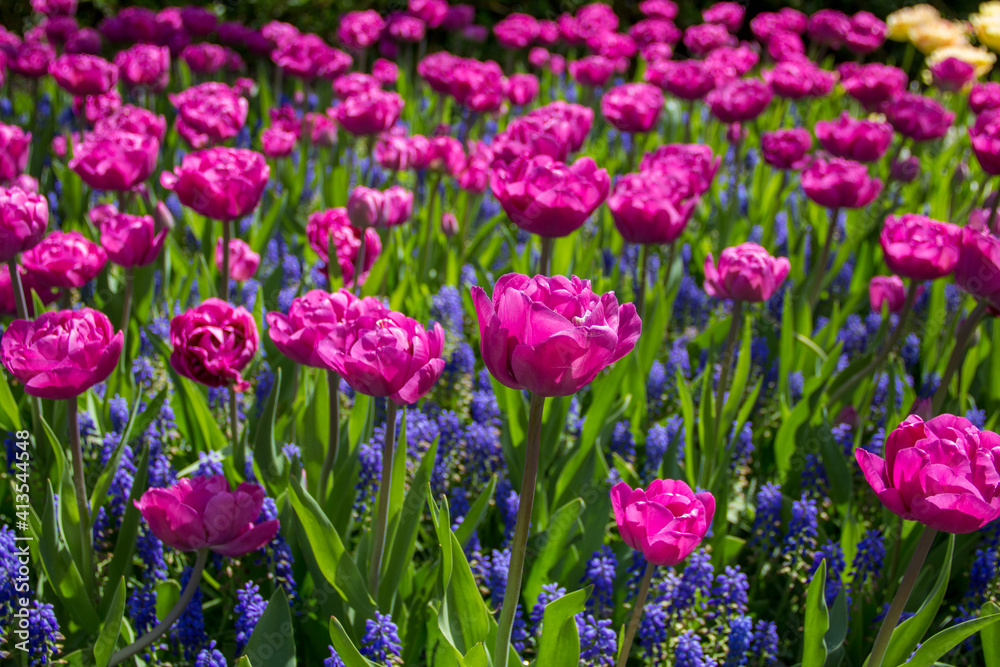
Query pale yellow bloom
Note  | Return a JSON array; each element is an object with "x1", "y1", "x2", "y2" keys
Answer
[
  {"x1": 926, "y1": 43, "x2": 996, "y2": 79},
  {"x1": 973, "y1": 12, "x2": 1000, "y2": 50},
  {"x1": 910, "y1": 19, "x2": 969, "y2": 53},
  {"x1": 886, "y1": 4, "x2": 941, "y2": 41},
  {"x1": 981, "y1": 1, "x2": 1000, "y2": 18}
]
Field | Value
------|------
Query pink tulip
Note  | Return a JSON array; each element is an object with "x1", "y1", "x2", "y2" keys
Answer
[
  {"x1": 815, "y1": 112, "x2": 893, "y2": 163},
  {"x1": 170, "y1": 82, "x2": 249, "y2": 149},
  {"x1": 845, "y1": 11, "x2": 886, "y2": 54},
  {"x1": 95, "y1": 105, "x2": 167, "y2": 142},
  {"x1": 387, "y1": 14, "x2": 426, "y2": 44},
  {"x1": 971, "y1": 83, "x2": 1000, "y2": 115},
  {"x1": 458, "y1": 141, "x2": 493, "y2": 193},
  {"x1": 170, "y1": 298, "x2": 258, "y2": 391},
  {"x1": 273, "y1": 32, "x2": 334, "y2": 80},
  {"x1": 766, "y1": 30, "x2": 806, "y2": 62},
  {"x1": 1, "y1": 308, "x2": 122, "y2": 399},
  {"x1": 609, "y1": 171, "x2": 696, "y2": 245},
  {"x1": 471, "y1": 274, "x2": 641, "y2": 396},
  {"x1": 10, "y1": 42, "x2": 54, "y2": 78},
  {"x1": 337, "y1": 10, "x2": 385, "y2": 51},
  {"x1": 955, "y1": 225, "x2": 1000, "y2": 309},
  {"x1": 971, "y1": 110, "x2": 1000, "y2": 176},
  {"x1": 869, "y1": 275, "x2": 908, "y2": 313},
  {"x1": 69, "y1": 129, "x2": 159, "y2": 192},
  {"x1": 74, "y1": 88, "x2": 122, "y2": 124},
  {"x1": 215, "y1": 238, "x2": 260, "y2": 281},
  {"x1": 22, "y1": 231, "x2": 106, "y2": 289},
  {"x1": 764, "y1": 60, "x2": 835, "y2": 100},
  {"x1": 683, "y1": 22, "x2": 736, "y2": 55},
  {"x1": 267, "y1": 289, "x2": 384, "y2": 369},
  {"x1": 332, "y1": 89, "x2": 403, "y2": 137},
  {"x1": 31, "y1": 0, "x2": 76, "y2": 16},
  {"x1": 180, "y1": 6, "x2": 216, "y2": 36},
  {"x1": 645, "y1": 59, "x2": 715, "y2": 101},
  {"x1": 494, "y1": 13, "x2": 539, "y2": 49},
  {"x1": 761, "y1": 128, "x2": 812, "y2": 170},
  {"x1": 808, "y1": 9, "x2": 850, "y2": 47},
  {"x1": 261, "y1": 127, "x2": 297, "y2": 158},
  {"x1": 703, "y1": 243, "x2": 790, "y2": 302},
  {"x1": 930, "y1": 58, "x2": 976, "y2": 93},
  {"x1": 160, "y1": 147, "x2": 270, "y2": 222},
  {"x1": 639, "y1": 0, "x2": 678, "y2": 20},
  {"x1": 841, "y1": 63, "x2": 907, "y2": 110},
  {"x1": 630, "y1": 19, "x2": 681, "y2": 48},
  {"x1": 0, "y1": 186, "x2": 48, "y2": 262},
  {"x1": 880, "y1": 213, "x2": 961, "y2": 281},
  {"x1": 492, "y1": 102, "x2": 594, "y2": 164},
  {"x1": 703, "y1": 2, "x2": 745, "y2": 32},
  {"x1": 317, "y1": 308, "x2": 445, "y2": 405},
  {"x1": 857, "y1": 415, "x2": 1000, "y2": 533},
  {"x1": 640, "y1": 144, "x2": 720, "y2": 197},
  {"x1": 490, "y1": 154, "x2": 610, "y2": 239},
  {"x1": 706, "y1": 78, "x2": 772, "y2": 123},
  {"x1": 441, "y1": 211, "x2": 458, "y2": 236},
  {"x1": 883, "y1": 93, "x2": 954, "y2": 143},
  {"x1": 48, "y1": 53, "x2": 116, "y2": 96},
  {"x1": 611, "y1": 480, "x2": 714, "y2": 566},
  {"x1": 504, "y1": 73, "x2": 540, "y2": 107},
  {"x1": 99, "y1": 211, "x2": 166, "y2": 268},
  {"x1": 440, "y1": 3, "x2": 471, "y2": 30},
  {"x1": 372, "y1": 59, "x2": 399, "y2": 86},
  {"x1": 569, "y1": 55, "x2": 617, "y2": 88},
  {"x1": 134, "y1": 476, "x2": 279, "y2": 556},
  {"x1": 801, "y1": 157, "x2": 882, "y2": 209},
  {"x1": 180, "y1": 43, "x2": 226, "y2": 75},
  {"x1": 306, "y1": 208, "x2": 382, "y2": 288},
  {"x1": 601, "y1": 83, "x2": 664, "y2": 134},
  {"x1": 704, "y1": 45, "x2": 760, "y2": 88},
  {"x1": 0, "y1": 124, "x2": 30, "y2": 183}
]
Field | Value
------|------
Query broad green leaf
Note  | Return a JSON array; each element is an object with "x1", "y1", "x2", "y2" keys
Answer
[
  {"x1": 455, "y1": 476, "x2": 497, "y2": 548},
  {"x1": 524, "y1": 499, "x2": 584, "y2": 606},
  {"x1": 879, "y1": 533, "x2": 955, "y2": 667},
  {"x1": 901, "y1": 613, "x2": 1000, "y2": 667},
  {"x1": 288, "y1": 476, "x2": 376, "y2": 617},
  {"x1": 535, "y1": 589, "x2": 587, "y2": 667},
  {"x1": 253, "y1": 368, "x2": 286, "y2": 486},
  {"x1": 0, "y1": 369, "x2": 22, "y2": 431},
  {"x1": 329, "y1": 617, "x2": 379, "y2": 667},
  {"x1": 243, "y1": 588, "x2": 296, "y2": 667},
  {"x1": 802, "y1": 560, "x2": 829, "y2": 666},
  {"x1": 93, "y1": 577, "x2": 125, "y2": 667},
  {"x1": 983, "y1": 602, "x2": 1000, "y2": 667}
]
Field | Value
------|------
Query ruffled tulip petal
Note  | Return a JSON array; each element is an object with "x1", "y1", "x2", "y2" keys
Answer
[{"x1": 212, "y1": 519, "x2": 281, "y2": 557}]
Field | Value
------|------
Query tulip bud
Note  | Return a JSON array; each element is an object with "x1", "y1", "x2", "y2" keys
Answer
[
  {"x1": 726, "y1": 122, "x2": 747, "y2": 144},
  {"x1": 153, "y1": 200, "x2": 175, "y2": 231},
  {"x1": 442, "y1": 211, "x2": 458, "y2": 237},
  {"x1": 347, "y1": 186, "x2": 383, "y2": 228},
  {"x1": 890, "y1": 155, "x2": 921, "y2": 183}
]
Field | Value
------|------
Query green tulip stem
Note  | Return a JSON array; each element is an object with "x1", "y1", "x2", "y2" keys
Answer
[
  {"x1": 419, "y1": 172, "x2": 444, "y2": 281},
  {"x1": 827, "y1": 280, "x2": 920, "y2": 407},
  {"x1": 230, "y1": 386, "x2": 243, "y2": 479},
  {"x1": 220, "y1": 219, "x2": 231, "y2": 303},
  {"x1": 931, "y1": 300, "x2": 989, "y2": 414},
  {"x1": 109, "y1": 549, "x2": 209, "y2": 666},
  {"x1": 6, "y1": 258, "x2": 28, "y2": 320},
  {"x1": 713, "y1": 299, "x2": 745, "y2": 444},
  {"x1": 66, "y1": 399, "x2": 94, "y2": 598},
  {"x1": 867, "y1": 527, "x2": 937, "y2": 667},
  {"x1": 616, "y1": 560, "x2": 656, "y2": 667},
  {"x1": 988, "y1": 176, "x2": 1000, "y2": 231},
  {"x1": 807, "y1": 207, "x2": 840, "y2": 310},
  {"x1": 538, "y1": 236, "x2": 553, "y2": 276},
  {"x1": 493, "y1": 393, "x2": 546, "y2": 667},
  {"x1": 352, "y1": 229, "x2": 368, "y2": 295},
  {"x1": 369, "y1": 401, "x2": 399, "y2": 598},
  {"x1": 636, "y1": 244, "x2": 650, "y2": 319},
  {"x1": 317, "y1": 370, "x2": 341, "y2": 501}
]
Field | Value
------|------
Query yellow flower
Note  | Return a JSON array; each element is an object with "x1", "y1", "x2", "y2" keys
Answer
[
  {"x1": 910, "y1": 19, "x2": 969, "y2": 53},
  {"x1": 886, "y1": 4, "x2": 941, "y2": 41},
  {"x1": 927, "y1": 44, "x2": 996, "y2": 78},
  {"x1": 981, "y1": 1, "x2": 1000, "y2": 18},
  {"x1": 973, "y1": 12, "x2": 1000, "y2": 50}
]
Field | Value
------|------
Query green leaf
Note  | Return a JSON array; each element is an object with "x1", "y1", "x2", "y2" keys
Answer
[
  {"x1": 329, "y1": 616, "x2": 378, "y2": 667},
  {"x1": 253, "y1": 368, "x2": 286, "y2": 486},
  {"x1": 535, "y1": 589, "x2": 587, "y2": 667},
  {"x1": 155, "y1": 579, "x2": 181, "y2": 621},
  {"x1": 524, "y1": 499, "x2": 584, "y2": 606},
  {"x1": 901, "y1": 613, "x2": 1000, "y2": 667},
  {"x1": 455, "y1": 475, "x2": 497, "y2": 548},
  {"x1": 287, "y1": 475, "x2": 376, "y2": 617},
  {"x1": 440, "y1": 532, "x2": 492, "y2": 654},
  {"x1": 236, "y1": 658, "x2": 253, "y2": 667},
  {"x1": 0, "y1": 369, "x2": 22, "y2": 431},
  {"x1": 984, "y1": 603, "x2": 1000, "y2": 667},
  {"x1": 93, "y1": 577, "x2": 126, "y2": 667},
  {"x1": 242, "y1": 588, "x2": 296, "y2": 667},
  {"x1": 89, "y1": 427, "x2": 127, "y2": 520},
  {"x1": 802, "y1": 560, "x2": 829, "y2": 666},
  {"x1": 879, "y1": 533, "x2": 955, "y2": 667},
  {"x1": 462, "y1": 643, "x2": 489, "y2": 667}
]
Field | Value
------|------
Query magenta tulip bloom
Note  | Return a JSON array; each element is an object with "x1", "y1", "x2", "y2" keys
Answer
[
  {"x1": 171, "y1": 84, "x2": 249, "y2": 149},
  {"x1": 332, "y1": 89, "x2": 404, "y2": 137},
  {"x1": 703, "y1": 2, "x2": 744, "y2": 32},
  {"x1": 955, "y1": 225, "x2": 1000, "y2": 309},
  {"x1": 761, "y1": 128, "x2": 812, "y2": 170},
  {"x1": 471, "y1": 274, "x2": 641, "y2": 396},
  {"x1": 629, "y1": 19, "x2": 681, "y2": 48},
  {"x1": 640, "y1": 144, "x2": 720, "y2": 197},
  {"x1": 609, "y1": 171, "x2": 696, "y2": 245},
  {"x1": 883, "y1": 93, "x2": 954, "y2": 142},
  {"x1": 337, "y1": 10, "x2": 385, "y2": 51},
  {"x1": 683, "y1": 22, "x2": 736, "y2": 56},
  {"x1": 95, "y1": 105, "x2": 167, "y2": 143},
  {"x1": 32, "y1": 0, "x2": 76, "y2": 16},
  {"x1": 494, "y1": 12, "x2": 538, "y2": 49},
  {"x1": 808, "y1": 9, "x2": 850, "y2": 47},
  {"x1": 971, "y1": 83, "x2": 1000, "y2": 115},
  {"x1": 645, "y1": 59, "x2": 715, "y2": 101},
  {"x1": 170, "y1": 298, "x2": 258, "y2": 391},
  {"x1": 870, "y1": 275, "x2": 907, "y2": 313},
  {"x1": 492, "y1": 102, "x2": 593, "y2": 164},
  {"x1": 841, "y1": 63, "x2": 907, "y2": 109},
  {"x1": 1, "y1": 308, "x2": 122, "y2": 400},
  {"x1": 10, "y1": 42, "x2": 54, "y2": 79},
  {"x1": 611, "y1": 479, "x2": 714, "y2": 566},
  {"x1": 48, "y1": 53, "x2": 117, "y2": 96},
  {"x1": 0, "y1": 186, "x2": 48, "y2": 262},
  {"x1": 601, "y1": 83, "x2": 664, "y2": 134},
  {"x1": 180, "y1": 6, "x2": 216, "y2": 36},
  {"x1": 639, "y1": 0, "x2": 679, "y2": 20},
  {"x1": 317, "y1": 308, "x2": 445, "y2": 405},
  {"x1": 856, "y1": 415, "x2": 1000, "y2": 533},
  {"x1": 0, "y1": 124, "x2": 31, "y2": 184},
  {"x1": 815, "y1": 113, "x2": 894, "y2": 163},
  {"x1": 491, "y1": 155, "x2": 610, "y2": 239},
  {"x1": 846, "y1": 11, "x2": 886, "y2": 54},
  {"x1": 261, "y1": 127, "x2": 297, "y2": 158},
  {"x1": 801, "y1": 157, "x2": 882, "y2": 209},
  {"x1": 372, "y1": 59, "x2": 399, "y2": 86},
  {"x1": 267, "y1": 289, "x2": 384, "y2": 369},
  {"x1": 880, "y1": 213, "x2": 961, "y2": 281},
  {"x1": 22, "y1": 231, "x2": 106, "y2": 289},
  {"x1": 704, "y1": 243, "x2": 790, "y2": 302},
  {"x1": 215, "y1": 238, "x2": 260, "y2": 281},
  {"x1": 706, "y1": 78, "x2": 772, "y2": 124},
  {"x1": 569, "y1": 55, "x2": 617, "y2": 88},
  {"x1": 504, "y1": 73, "x2": 539, "y2": 107},
  {"x1": 764, "y1": 60, "x2": 834, "y2": 100},
  {"x1": 69, "y1": 129, "x2": 159, "y2": 192},
  {"x1": 332, "y1": 73, "x2": 378, "y2": 101},
  {"x1": 160, "y1": 147, "x2": 270, "y2": 222},
  {"x1": 134, "y1": 476, "x2": 279, "y2": 556},
  {"x1": 99, "y1": 212, "x2": 166, "y2": 268},
  {"x1": 306, "y1": 208, "x2": 382, "y2": 288},
  {"x1": 971, "y1": 110, "x2": 1000, "y2": 176},
  {"x1": 930, "y1": 57, "x2": 976, "y2": 93},
  {"x1": 273, "y1": 33, "x2": 333, "y2": 80}
]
